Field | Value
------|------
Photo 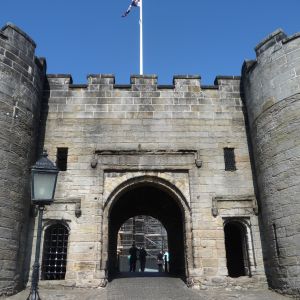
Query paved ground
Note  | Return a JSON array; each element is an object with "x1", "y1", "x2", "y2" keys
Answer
[{"x1": 2, "y1": 273, "x2": 295, "y2": 300}]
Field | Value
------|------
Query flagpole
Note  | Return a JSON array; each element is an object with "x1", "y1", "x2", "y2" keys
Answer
[{"x1": 139, "y1": 0, "x2": 143, "y2": 75}]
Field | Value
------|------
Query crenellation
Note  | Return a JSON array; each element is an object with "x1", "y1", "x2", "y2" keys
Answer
[
  {"x1": 42, "y1": 74, "x2": 207, "y2": 92},
  {"x1": 214, "y1": 76, "x2": 241, "y2": 86},
  {"x1": 87, "y1": 74, "x2": 115, "y2": 85},
  {"x1": 47, "y1": 74, "x2": 73, "y2": 86},
  {"x1": 1, "y1": 23, "x2": 36, "y2": 59},
  {"x1": 254, "y1": 29, "x2": 286, "y2": 56},
  {"x1": 131, "y1": 74, "x2": 157, "y2": 85}
]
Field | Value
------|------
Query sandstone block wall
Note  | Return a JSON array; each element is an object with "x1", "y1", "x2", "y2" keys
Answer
[
  {"x1": 0, "y1": 23, "x2": 45, "y2": 296},
  {"x1": 242, "y1": 29, "x2": 300, "y2": 295},
  {"x1": 33, "y1": 74, "x2": 265, "y2": 287}
]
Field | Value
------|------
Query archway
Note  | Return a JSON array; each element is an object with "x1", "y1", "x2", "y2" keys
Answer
[
  {"x1": 224, "y1": 221, "x2": 249, "y2": 277},
  {"x1": 106, "y1": 178, "x2": 188, "y2": 279}
]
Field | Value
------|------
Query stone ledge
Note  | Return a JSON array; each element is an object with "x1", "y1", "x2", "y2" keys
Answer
[
  {"x1": 212, "y1": 194, "x2": 258, "y2": 217},
  {"x1": 95, "y1": 149, "x2": 198, "y2": 155}
]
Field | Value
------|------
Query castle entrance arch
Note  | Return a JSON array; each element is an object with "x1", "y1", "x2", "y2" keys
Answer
[{"x1": 101, "y1": 176, "x2": 192, "y2": 279}]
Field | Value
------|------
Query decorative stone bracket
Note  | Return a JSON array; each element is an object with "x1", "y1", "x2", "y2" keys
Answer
[
  {"x1": 54, "y1": 198, "x2": 82, "y2": 218},
  {"x1": 212, "y1": 195, "x2": 258, "y2": 217},
  {"x1": 195, "y1": 150, "x2": 202, "y2": 168}
]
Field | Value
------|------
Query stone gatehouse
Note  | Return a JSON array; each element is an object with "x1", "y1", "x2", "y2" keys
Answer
[{"x1": 0, "y1": 23, "x2": 299, "y2": 297}]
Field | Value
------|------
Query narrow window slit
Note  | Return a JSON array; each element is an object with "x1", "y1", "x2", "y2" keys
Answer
[
  {"x1": 224, "y1": 148, "x2": 236, "y2": 171},
  {"x1": 56, "y1": 147, "x2": 68, "y2": 171},
  {"x1": 273, "y1": 223, "x2": 280, "y2": 256}
]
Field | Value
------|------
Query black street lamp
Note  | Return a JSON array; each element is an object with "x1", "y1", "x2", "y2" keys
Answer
[{"x1": 27, "y1": 150, "x2": 59, "y2": 300}]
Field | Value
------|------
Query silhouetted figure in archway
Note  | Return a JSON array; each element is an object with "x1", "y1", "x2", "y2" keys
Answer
[
  {"x1": 129, "y1": 243, "x2": 138, "y2": 272},
  {"x1": 139, "y1": 247, "x2": 148, "y2": 272},
  {"x1": 157, "y1": 251, "x2": 164, "y2": 272},
  {"x1": 164, "y1": 250, "x2": 169, "y2": 272}
]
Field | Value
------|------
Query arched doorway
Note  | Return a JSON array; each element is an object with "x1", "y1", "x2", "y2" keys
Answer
[
  {"x1": 224, "y1": 221, "x2": 250, "y2": 277},
  {"x1": 105, "y1": 178, "x2": 189, "y2": 279}
]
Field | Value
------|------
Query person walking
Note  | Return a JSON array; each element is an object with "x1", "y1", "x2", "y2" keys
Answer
[
  {"x1": 129, "y1": 243, "x2": 138, "y2": 272},
  {"x1": 157, "y1": 251, "x2": 164, "y2": 272},
  {"x1": 139, "y1": 247, "x2": 148, "y2": 272},
  {"x1": 164, "y1": 250, "x2": 169, "y2": 272}
]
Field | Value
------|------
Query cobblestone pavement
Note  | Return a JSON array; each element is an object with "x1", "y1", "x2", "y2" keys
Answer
[{"x1": 3, "y1": 274, "x2": 294, "y2": 300}]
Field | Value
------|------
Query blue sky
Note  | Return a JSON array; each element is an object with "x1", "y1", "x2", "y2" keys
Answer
[{"x1": 1, "y1": 0, "x2": 299, "y2": 84}]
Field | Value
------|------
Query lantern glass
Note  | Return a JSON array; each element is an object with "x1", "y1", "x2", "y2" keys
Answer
[
  {"x1": 30, "y1": 150, "x2": 59, "y2": 205},
  {"x1": 32, "y1": 171, "x2": 57, "y2": 201}
]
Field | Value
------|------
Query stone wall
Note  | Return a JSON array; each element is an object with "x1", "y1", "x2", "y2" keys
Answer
[
  {"x1": 0, "y1": 23, "x2": 46, "y2": 295},
  {"x1": 32, "y1": 73, "x2": 266, "y2": 288},
  {"x1": 242, "y1": 29, "x2": 300, "y2": 295}
]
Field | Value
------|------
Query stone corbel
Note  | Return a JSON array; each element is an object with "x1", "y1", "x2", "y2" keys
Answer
[
  {"x1": 195, "y1": 150, "x2": 202, "y2": 168},
  {"x1": 75, "y1": 200, "x2": 82, "y2": 218},
  {"x1": 90, "y1": 151, "x2": 98, "y2": 169},
  {"x1": 211, "y1": 197, "x2": 218, "y2": 217},
  {"x1": 252, "y1": 197, "x2": 259, "y2": 215}
]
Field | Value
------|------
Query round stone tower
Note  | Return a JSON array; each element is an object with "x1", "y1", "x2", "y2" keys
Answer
[
  {"x1": 0, "y1": 23, "x2": 46, "y2": 295},
  {"x1": 242, "y1": 29, "x2": 300, "y2": 295}
]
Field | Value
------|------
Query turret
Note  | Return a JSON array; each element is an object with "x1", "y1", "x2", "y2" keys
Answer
[
  {"x1": 0, "y1": 23, "x2": 46, "y2": 296},
  {"x1": 242, "y1": 29, "x2": 300, "y2": 295}
]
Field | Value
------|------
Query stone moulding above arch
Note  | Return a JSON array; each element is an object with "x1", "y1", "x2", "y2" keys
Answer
[
  {"x1": 103, "y1": 174, "x2": 191, "y2": 214},
  {"x1": 42, "y1": 219, "x2": 71, "y2": 231},
  {"x1": 212, "y1": 194, "x2": 258, "y2": 217}
]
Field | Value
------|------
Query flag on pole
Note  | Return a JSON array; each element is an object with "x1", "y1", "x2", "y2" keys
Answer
[
  {"x1": 122, "y1": 0, "x2": 140, "y2": 17},
  {"x1": 121, "y1": 0, "x2": 144, "y2": 75}
]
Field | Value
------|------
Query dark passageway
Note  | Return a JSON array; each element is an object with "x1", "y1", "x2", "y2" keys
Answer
[
  {"x1": 224, "y1": 222, "x2": 247, "y2": 277},
  {"x1": 107, "y1": 182, "x2": 186, "y2": 279}
]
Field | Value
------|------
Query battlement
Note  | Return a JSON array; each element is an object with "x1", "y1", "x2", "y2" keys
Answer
[
  {"x1": 242, "y1": 28, "x2": 300, "y2": 125},
  {"x1": 254, "y1": 29, "x2": 286, "y2": 56},
  {"x1": 0, "y1": 22, "x2": 46, "y2": 89},
  {"x1": 244, "y1": 28, "x2": 300, "y2": 63},
  {"x1": 46, "y1": 74, "x2": 241, "y2": 92},
  {"x1": 0, "y1": 23, "x2": 37, "y2": 59},
  {"x1": 1, "y1": 22, "x2": 36, "y2": 47}
]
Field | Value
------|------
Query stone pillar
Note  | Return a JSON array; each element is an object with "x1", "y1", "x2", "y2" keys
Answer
[
  {"x1": 0, "y1": 23, "x2": 46, "y2": 296},
  {"x1": 242, "y1": 29, "x2": 300, "y2": 295}
]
